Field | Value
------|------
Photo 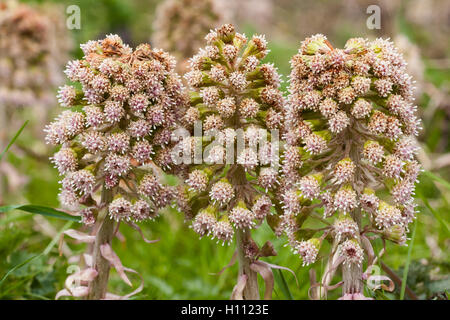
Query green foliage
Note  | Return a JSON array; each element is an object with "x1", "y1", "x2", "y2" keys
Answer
[
  {"x1": 0, "y1": 205, "x2": 81, "y2": 222},
  {"x1": 396, "y1": 260, "x2": 450, "y2": 300},
  {"x1": 400, "y1": 220, "x2": 417, "y2": 300},
  {"x1": 0, "y1": 121, "x2": 28, "y2": 161},
  {"x1": 273, "y1": 269, "x2": 294, "y2": 300}
]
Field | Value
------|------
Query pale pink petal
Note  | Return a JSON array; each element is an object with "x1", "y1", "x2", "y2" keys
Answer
[
  {"x1": 259, "y1": 261, "x2": 299, "y2": 287},
  {"x1": 209, "y1": 251, "x2": 237, "y2": 276},
  {"x1": 65, "y1": 268, "x2": 98, "y2": 289},
  {"x1": 83, "y1": 253, "x2": 93, "y2": 267},
  {"x1": 55, "y1": 286, "x2": 89, "y2": 299},
  {"x1": 230, "y1": 274, "x2": 247, "y2": 300},
  {"x1": 100, "y1": 243, "x2": 132, "y2": 286},
  {"x1": 64, "y1": 229, "x2": 96, "y2": 243},
  {"x1": 127, "y1": 221, "x2": 160, "y2": 244},
  {"x1": 102, "y1": 267, "x2": 144, "y2": 300},
  {"x1": 338, "y1": 293, "x2": 354, "y2": 300},
  {"x1": 250, "y1": 261, "x2": 274, "y2": 300}
]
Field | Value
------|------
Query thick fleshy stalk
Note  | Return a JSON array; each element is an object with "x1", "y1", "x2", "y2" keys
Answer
[
  {"x1": 87, "y1": 189, "x2": 114, "y2": 300},
  {"x1": 230, "y1": 164, "x2": 259, "y2": 300},
  {"x1": 342, "y1": 208, "x2": 363, "y2": 295},
  {"x1": 236, "y1": 228, "x2": 259, "y2": 300},
  {"x1": 342, "y1": 262, "x2": 363, "y2": 295}
]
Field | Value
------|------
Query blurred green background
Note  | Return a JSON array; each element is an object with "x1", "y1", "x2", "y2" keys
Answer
[{"x1": 0, "y1": 0, "x2": 449, "y2": 300}]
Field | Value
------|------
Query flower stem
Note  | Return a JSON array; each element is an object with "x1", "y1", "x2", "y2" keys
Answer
[
  {"x1": 342, "y1": 262, "x2": 363, "y2": 294},
  {"x1": 342, "y1": 208, "x2": 363, "y2": 295},
  {"x1": 87, "y1": 188, "x2": 114, "y2": 300},
  {"x1": 235, "y1": 228, "x2": 260, "y2": 300},
  {"x1": 318, "y1": 238, "x2": 340, "y2": 299}
]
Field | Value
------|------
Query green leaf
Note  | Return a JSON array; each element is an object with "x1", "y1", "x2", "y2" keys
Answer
[
  {"x1": 273, "y1": 269, "x2": 293, "y2": 300},
  {"x1": 8, "y1": 251, "x2": 45, "y2": 277},
  {"x1": 0, "y1": 221, "x2": 73, "y2": 289},
  {"x1": 0, "y1": 120, "x2": 28, "y2": 161},
  {"x1": 423, "y1": 170, "x2": 450, "y2": 191},
  {"x1": 0, "y1": 205, "x2": 81, "y2": 222},
  {"x1": 0, "y1": 254, "x2": 41, "y2": 288},
  {"x1": 400, "y1": 220, "x2": 418, "y2": 300}
]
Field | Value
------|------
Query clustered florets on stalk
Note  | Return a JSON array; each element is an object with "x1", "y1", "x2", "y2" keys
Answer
[
  {"x1": 176, "y1": 24, "x2": 286, "y2": 245},
  {"x1": 152, "y1": 0, "x2": 226, "y2": 68},
  {"x1": 0, "y1": 1, "x2": 70, "y2": 108},
  {"x1": 45, "y1": 34, "x2": 187, "y2": 223},
  {"x1": 280, "y1": 34, "x2": 421, "y2": 271}
]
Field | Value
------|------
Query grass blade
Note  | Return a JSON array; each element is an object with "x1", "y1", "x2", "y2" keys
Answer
[
  {"x1": 0, "y1": 205, "x2": 81, "y2": 222},
  {"x1": 400, "y1": 219, "x2": 418, "y2": 300},
  {"x1": 43, "y1": 221, "x2": 74, "y2": 255},
  {"x1": 423, "y1": 170, "x2": 450, "y2": 191},
  {"x1": 0, "y1": 120, "x2": 29, "y2": 161},
  {"x1": 417, "y1": 193, "x2": 450, "y2": 235},
  {"x1": 273, "y1": 269, "x2": 293, "y2": 300}
]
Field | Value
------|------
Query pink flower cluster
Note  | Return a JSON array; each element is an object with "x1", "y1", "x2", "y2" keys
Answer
[
  {"x1": 178, "y1": 24, "x2": 286, "y2": 245},
  {"x1": 45, "y1": 34, "x2": 187, "y2": 223},
  {"x1": 279, "y1": 34, "x2": 421, "y2": 267}
]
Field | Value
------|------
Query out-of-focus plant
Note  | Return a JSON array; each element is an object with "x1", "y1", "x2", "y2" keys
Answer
[
  {"x1": 0, "y1": 0, "x2": 71, "y2": 203},
  {"x1": 405, "y1": 0, "x2": 450, "y2": 58},
  {"x1": 0, "y1": 0, "x2": 69, "y2": 111},
  {"x1": 45, "y1": 34, "x2": 187, "y2": 299},
  {"x1": 152, "y1": 0, "x2": 226, "y2": 72},
  {"x1": 226, "y1": 0, "x2": 274, "y2": 32},
  {"x1": 279, "y1": 34, "x2": 422, "y2": 299},
  {"x1": 394, "y1": 35, "x2": 425, "y2": 99}
]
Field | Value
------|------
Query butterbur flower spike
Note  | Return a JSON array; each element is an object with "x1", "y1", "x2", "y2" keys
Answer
[
  {"x1": 176, "y1": 24, "x2": 287, "y2": 300},
  {"x1": 47, "y1": 35, "x2": 187, "y2": 299},
  {"x1": 281, "y1": 34, "x2": 422, "y2": 298}
]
